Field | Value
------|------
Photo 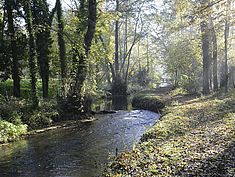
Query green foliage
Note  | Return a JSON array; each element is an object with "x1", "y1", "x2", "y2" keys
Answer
[
  {"x1": 0, "y1": 98, "x2": 24, "y2": 125},
  {"x1": 127, "y1": 83, "x2": 144, "y2": 94},
  {"x1": 0, "y1": 79, "x2": 59, "y2": 99},
  {"x1": 165, "y1": 36, "x2": 202, "y2": 92},
  {"x1": 0, "y1": 120, "x2": 27, "y2": 143},
  {"x1": 0, "y1": 93, "x2": 58, "y2": 136},
  {"x1": 169, "y1": 88, "x2": 188, "y2": 97},
  {"x1": 23, "y1": 100, "x2": 59, "y2": 129}
]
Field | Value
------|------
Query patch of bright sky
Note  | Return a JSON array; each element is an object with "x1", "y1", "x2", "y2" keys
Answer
[
  {"x1": 47, "y1": 0, "x2": 71, "y2": 10},
  {"x1": 48, "y1": 0, "x2": 164, "y2": 10}
]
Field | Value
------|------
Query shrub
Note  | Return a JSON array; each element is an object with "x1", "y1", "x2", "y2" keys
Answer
[
  {"x1": 23, "y1": 100, "x2": 59, "y2": 129},
  {"x1": 0, "y1": 120, "x2": 27, "y2": 143},
  {"x1": 169, "y1": 88, "x2": 188, "y2": 97},
  {"x1": 0, "y1": 98, "x2": 24, "y2": 125}
]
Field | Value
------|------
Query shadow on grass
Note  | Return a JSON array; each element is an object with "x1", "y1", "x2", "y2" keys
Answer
[{"x1": 179, "y1": 141, "x2": 235, "y2": 177}]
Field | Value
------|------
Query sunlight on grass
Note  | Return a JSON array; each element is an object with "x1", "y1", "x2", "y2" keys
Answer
[{"x1": 105, "y1": 92, "x2": 235, "y2": 176}]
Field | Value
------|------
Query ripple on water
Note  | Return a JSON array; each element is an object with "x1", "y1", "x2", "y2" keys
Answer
[{"x1": 0, "y1": 110, "x2": 160, "y2": 177}]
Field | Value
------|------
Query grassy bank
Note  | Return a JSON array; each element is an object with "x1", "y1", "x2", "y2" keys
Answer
[{"x1": 105, "y1": 91, "x2": 235, "y2": 176}]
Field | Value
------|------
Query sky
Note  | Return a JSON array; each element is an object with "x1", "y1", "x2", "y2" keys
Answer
[
  {"x1": 48, "y1": 0, "x2": 164, "y2": 10},
  {"x1": 48, "y1": 0, "x2": 71, "y2": 9}
]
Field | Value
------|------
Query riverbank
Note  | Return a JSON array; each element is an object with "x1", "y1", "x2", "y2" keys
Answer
[
  {"x1": 0, "y1": 112, "x2": 97, "y2": 147},
  {"x1": 105, "y1": 90, "x2": 235, "y2": 176},
  {"x1": 0, "y1": 96, "x2": 99, "y2": 145}
]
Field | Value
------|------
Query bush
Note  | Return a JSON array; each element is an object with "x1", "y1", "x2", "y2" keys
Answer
[
  {"x1": 23, "y1": 100, "x2": 59, "y2": 129},
  {"x1": 169, "y1": 88, "x2": 188, "y2": 97},
  {"x1": 0, "y1": 98, "x2": 24, "y2": 125},
  {"x1": 0, "y1": 120, "x2": 27, "y2": 143}
]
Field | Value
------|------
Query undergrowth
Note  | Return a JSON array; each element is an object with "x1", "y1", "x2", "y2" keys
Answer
[
  {"x1": 0, "y1": 96, "x2": 59, "y2": 143},
  {"x1": 0, "y1": 121, "x2": 27, "y2": 143}
]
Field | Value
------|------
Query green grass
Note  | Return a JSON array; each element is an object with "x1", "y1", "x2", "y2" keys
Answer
[{"x1": 0, "y1": 79, "x2": 60, "y2": 99}]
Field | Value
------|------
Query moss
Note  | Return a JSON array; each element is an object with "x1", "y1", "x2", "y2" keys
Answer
[{"x1": 132, "y1": 94, "x2": 165, "y2": 113}]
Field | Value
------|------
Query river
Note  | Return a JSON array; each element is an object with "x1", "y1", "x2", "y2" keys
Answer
[{"x1": 0, "y1": 110, "x2": 160, "y2": 177}]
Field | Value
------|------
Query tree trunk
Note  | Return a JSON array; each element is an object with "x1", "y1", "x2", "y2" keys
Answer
[
  {"x1": 146, "y1": 35, "x2": 149, "y2": 73},
  {"x1": 24, "y1": 0, "x2": 38, "y2": 107},
  {"x1": 113, "y1": 0, "x2": 119, "y2": 79},
  {"x1": 200, "y1": 20, "x2": 210, "y2": 95},
  {"x1": 36, "y1": 36, "x2": 50, "y2": 98},
  {"x1": 211, "y1": 20, "x2": 218, "y2": 91},
  {"x1": 56, "y1": 0, "x2": 67, "y2": 97},
  {"x1": 223, "y1": 16, "x2": 229, "y2": 92},
  {"x1": 33, "y1": 0, "x2": 52, "y2": 98},
  {"x1": 220, "y1": 0, "x2": 231, "y2": 92},
  {"x1": 111, "y1": 0, "x2": 127, "y2": 98},
  {"x1": 6, "y1": 0, "x2": 20, "y2": 98},
  {"x1": 65, "y1": 0, "x2": 97, "y2": 114}
]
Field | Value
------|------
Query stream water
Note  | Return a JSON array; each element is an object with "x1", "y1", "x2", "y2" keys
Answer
[{"x1": 0, "y1": 110, "x2": 160, "y2": 177}]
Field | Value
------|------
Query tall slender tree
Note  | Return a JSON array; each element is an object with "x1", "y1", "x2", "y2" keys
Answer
[
  {"x1": 32, "y1": 0, "x2": 55, "y2": 98},
  {"x1": 56, "y1": 0, "x2": 67, "y2": 97},
  {"x1": 24, "y1": 0, "x2": 38, "y2": 107},
  {"x1": 222, "y1": 0, "x2": 230, "y2": 93},
  {"x1": 211, "y1": 19, "x2": 218, "y2": 91},
  {"x1": 5, "y1": 0, "x2": 20, "y2": 97},
  {"x1": 200, "y1": 0, "x2": 210, "y2": 95}
]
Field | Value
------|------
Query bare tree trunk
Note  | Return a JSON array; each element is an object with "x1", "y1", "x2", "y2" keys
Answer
[
  {"x1": 211, "y1": 20, "x2": 218, "y2": 91},
  {"x1": 223, "y1": 14, "x2": 229, "y2": 92},
  {"x1": 6, "y1": 0, "x2": 20, "y2": 98},
  {"x1": 220, "y1": 0, "x2": 231, "y2": 92},
  {"x1": 201, "y1": 20, "x2": 210, "y2": 95},
  {"x1": 114, "y1": 0, "x2": 119, "y2": 79},
  {"x1": 146, "y1": 35, "x2": 149, "y2": 73}
]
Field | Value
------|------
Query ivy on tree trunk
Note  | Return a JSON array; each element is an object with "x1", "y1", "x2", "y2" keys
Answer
[
  {"x1": 6, "y1": 0, "x2": 20, "y2": 98},
  {"x1": 24, "y1": 0, "x2": 38, "y2": 107}
]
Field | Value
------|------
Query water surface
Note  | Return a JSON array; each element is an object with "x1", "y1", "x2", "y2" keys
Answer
[{"x1": 0, "y1": 110, "x2": 160, "y2": 177}]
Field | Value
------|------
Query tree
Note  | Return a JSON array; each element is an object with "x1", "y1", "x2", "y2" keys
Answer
[
  {"x1": 200, "y1": 0, "x2": 210, "y2": 95},
  {"x1": 210, "y1": 17, "x2": 218, "y2": 91},
  {"x1": 220, "y1": 0, "x2": 231, "y2": 92},
  {"x1": 56, "y1": 0, "x2": 67, "y2": 97},
  {"x1": 5, "y1": 0, "x2": 20, "y2": 97},
  {"x1": 24, "y1": 0, "x2": 38, "y2": 107},
  {"x1": 108, "y1": 0, "x2": 146, "y2": 100},
  {"x1": 32, "y1": 0, "x2": 55, "y2": 98},
  {"x1": 65, "y1": 0, "x2": 97, "y2": 113}
]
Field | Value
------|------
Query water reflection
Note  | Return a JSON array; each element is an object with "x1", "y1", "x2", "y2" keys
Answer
[
  {"x1": 112, "y1": 95, "x2": 128, "y2": 110},
  {"x1": 0, "y1": 110, "x2": 160, "y2": 177},
  {"x1": 93, "y1": 95, "x2": 129, "y2": 111}
]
